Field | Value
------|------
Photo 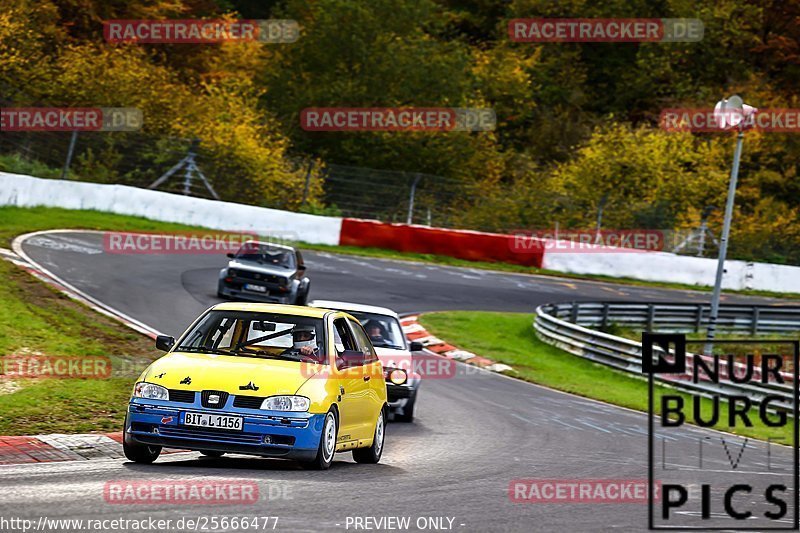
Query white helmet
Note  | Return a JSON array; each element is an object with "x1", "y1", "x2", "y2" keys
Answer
[{"x1": 293, "y1": 326, "x2": 316, "y2": 350}]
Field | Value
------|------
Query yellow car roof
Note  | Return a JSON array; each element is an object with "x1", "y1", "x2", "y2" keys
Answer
[{"x1": 211, "y1": 302, "x2": 331, "y2": 319}]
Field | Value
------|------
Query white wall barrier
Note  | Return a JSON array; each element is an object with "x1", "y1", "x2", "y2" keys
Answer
[
  {"x1": 0, "y1": 172, "x2": 342, "y2": 245},
  {"x1": 2, "y1": 172, "x2": 798, "y2": 293},
  {"x1": 541, "y1": 245, "x2": 800, "y2": 294}
]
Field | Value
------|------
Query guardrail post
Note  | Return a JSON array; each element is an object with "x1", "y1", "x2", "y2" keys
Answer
[
  {"x1": 695, "y1": 305, "x2": 703, "y2": 332},
  {"x1": 601, "y1": 303, "x2": 610, "y2": 330},
  {"x1": 570, "y1": 302, "x2": 579, "y2": 324},
  {"x1": 752, "y1": 307, "x2": 760, "y2": 336},
  {"x1": 647, "y1": 304, "x2": 655, "y2": 332}
]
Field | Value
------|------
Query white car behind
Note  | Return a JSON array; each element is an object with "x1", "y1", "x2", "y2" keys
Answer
[{"x1": 309, "y1": 300, "x2": 422, "y2": 422}]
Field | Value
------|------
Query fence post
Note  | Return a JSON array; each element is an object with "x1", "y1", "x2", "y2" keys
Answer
[
  {"x1": 570, "y1": 302, "x2": 579, "y2": 324},
  {"x1": 601, "y1": 303, "x2": 610, "y2": 330},
  {"x1": 60, "y1": 130, "x2": 79, "y2": 179},
  {"x1": 752, "y1": 307, "x2": 760, "y2": 336},
  {"x1": 695, "y1": 305, "x2": 703, "y2": 332},
  {"x1": 407, "y1": 173, "x2": 422, "y2": 225},
  {"x1": 300, "y1": 160, "x2": 314, "y2": 207},
  {"x1": 647, "y1": 304, "x2": 655, "y2": 331}
]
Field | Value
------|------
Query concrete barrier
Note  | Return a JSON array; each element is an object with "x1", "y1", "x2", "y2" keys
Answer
[
  {"x1": 540, "y1": 246, "x2": 800, "y2": 293},
  {"x1": 2, "y1": 172, "x2": 797, "y2": 293},
  {"x1": 339, "y1": 218, "x2": 545, "y2": 267},
  {"x1": 0, "y1": 172, "x2": 342, "y2": 245}
]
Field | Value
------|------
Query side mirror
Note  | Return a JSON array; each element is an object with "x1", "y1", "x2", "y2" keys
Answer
[
  {"x1": 226, "y1": 253, "x2": 235, "y2": 259},
  {"x1": 155, "y1": 335, "x2": 175, "y2": 352},
  {"x1": 409, "y1": 341, "x2": 423, "y2": 352},
  {"x1": 338, "y1": 350, "x2": 367, "y2": 369}
]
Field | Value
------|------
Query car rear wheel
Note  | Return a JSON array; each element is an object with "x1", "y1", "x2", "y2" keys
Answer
[
  {"x1": 200, "y1": 450, "x2": 224, "y2": 457},
  {"x1": 353, "y1": 409, "x2": 385, "y2": 464},
  {"x1": 122, "y1": 415, "x2": 161, "y2": 464},
  {"x1": 301, "y1": 409, "x2": 337, "y2": 470}
]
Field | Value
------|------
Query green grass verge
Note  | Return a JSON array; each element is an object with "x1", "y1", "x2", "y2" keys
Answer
[
  {"x1": 0, "y1": 256, "x2": 156, "y2": 435},
  {"x1": 418, "y1": 311, "x2": 793, "y2": 443},
  {"x1": 1, "y1": 206, "x2": 798, "y2": 299}
]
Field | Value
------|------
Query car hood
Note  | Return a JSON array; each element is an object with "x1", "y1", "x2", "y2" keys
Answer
[
  {"x1": 142, "y1": 351, "x2": 321, "y2": 395},
  {"x1": 228, "y1": 260, "x2": 294, "y2": 276},
  {"x1": 375, "y1": 347, "x2": 420, "y2": 381},
  {"x1": 375, "y1": 346, "x2": 411, "y2": 358}
]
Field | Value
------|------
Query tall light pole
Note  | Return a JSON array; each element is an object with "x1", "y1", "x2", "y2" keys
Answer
[{"x1": 704, "y1": 96, "x2": 757, "y2": 355}]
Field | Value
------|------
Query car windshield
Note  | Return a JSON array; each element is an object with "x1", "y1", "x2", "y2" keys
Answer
[
  {"x1": 348, "y1": 311, "x2": 405, "y2": 350},
  {"x1": 176, "y1": 310, "x2": 326, "y2": 363},
  {"x1": 235, "y1": 243, "x2": 295, "y2": 269}
]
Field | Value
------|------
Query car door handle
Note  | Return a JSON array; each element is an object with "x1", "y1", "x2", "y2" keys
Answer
[{"x1": 363, "y1": 375, "x2": 370, "y2": 382}]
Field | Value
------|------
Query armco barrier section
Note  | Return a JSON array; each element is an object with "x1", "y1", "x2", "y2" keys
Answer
[
  {"x1": 339, "y1": 218, "x2": 545, "y2": 267},
  {"x1": 534, "y1": 302, "x2": 800, "y2": 409},
  {"x1": 0, "y1": 172, "x2": 343, "y2": 245}
]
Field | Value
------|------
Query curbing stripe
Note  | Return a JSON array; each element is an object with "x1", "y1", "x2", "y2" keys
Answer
[
  {"x1": 0, "y1": 432, "x2": 189, "y2": 465},
  {"x1": 400, "y1": 315, "x2": 514, "y2": 375}
]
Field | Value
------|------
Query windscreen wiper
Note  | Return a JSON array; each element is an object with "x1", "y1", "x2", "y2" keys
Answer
[{"x1": 373, "y1": 343, "x2": 404, "y2": 350}]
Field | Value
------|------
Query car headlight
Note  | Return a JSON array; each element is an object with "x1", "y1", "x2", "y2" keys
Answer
[
  {"x1": 386, "y1": 368, "x2": 408, "y2": 385},
  {"x1": 133, "y1": 382, "x2": 169, "y2": 400},
  {"x1": 260, "y1": 395, "x2": 310, "y2": 412}
]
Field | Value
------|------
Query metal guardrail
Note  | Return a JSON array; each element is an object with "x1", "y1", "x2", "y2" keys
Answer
[{"x1": 534, "y1": 302, "x2": 800, "y2": 410}]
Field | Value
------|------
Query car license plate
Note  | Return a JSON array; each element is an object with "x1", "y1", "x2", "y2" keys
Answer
[
  {"x1": 183, "y1": 412, "x2": 243, "y2": 430},
  {"x1": 244, "y1": 284, "x2": 267, "y2": 293}
]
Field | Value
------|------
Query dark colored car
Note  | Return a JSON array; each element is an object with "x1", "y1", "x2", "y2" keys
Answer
[{"x1": 218, "y1": 241, "x2": 310, "y2": 305}]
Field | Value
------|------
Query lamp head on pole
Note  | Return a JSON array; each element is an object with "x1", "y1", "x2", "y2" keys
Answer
[{"x1": 713, "y1": 95, "x2": 757, "y2": 130}]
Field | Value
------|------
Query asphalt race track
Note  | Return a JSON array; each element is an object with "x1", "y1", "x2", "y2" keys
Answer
[{"x1": 2, "y1": 230, "x2": 797, "y2": 532}]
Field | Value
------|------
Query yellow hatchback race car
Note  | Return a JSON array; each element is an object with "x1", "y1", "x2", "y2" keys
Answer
[{"x1": 123, "y1": 303, "x2": 388, "y2": 469}]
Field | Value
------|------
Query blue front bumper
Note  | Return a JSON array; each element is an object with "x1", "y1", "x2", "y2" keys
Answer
[{"x1": 126, "y1": 398, "x2": 324, "y2": 461}]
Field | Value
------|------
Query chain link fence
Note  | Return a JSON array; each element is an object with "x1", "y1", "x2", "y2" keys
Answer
[
  {"x1": 0, "y1": 130, "x2": 733, "y2": 258},
  {"x1": 0, "y1": 130, "x2": 472, "y2": 226}
]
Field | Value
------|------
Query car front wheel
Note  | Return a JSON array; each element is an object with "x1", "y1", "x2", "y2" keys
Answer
[
  {"x1": 296, "y1": 280, "x2": 310, "y2": 306},
  {"x1": 200, "y1": 450, "x2": 224, "y2": 457},
  {"x1": 353, "y1": 409, "x2": 385, "y2": 464},
  {"x1": 302, "y1": 409, "x2": 337, "y2": 470},
  {"x1": 394, "y1": 396, "x2": 415, "y2": 423},
  {"x1": 122, "y1": 415, "x2": 161, "y2": 464}
]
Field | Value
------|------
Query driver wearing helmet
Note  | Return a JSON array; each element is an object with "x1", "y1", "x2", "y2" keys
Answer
[
  {"x1": 364, "y1": 320, "x2": 387, "y2": 345},
  {"x1": 282, "y1": 325, "x2": 320, "y2": 358}
]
